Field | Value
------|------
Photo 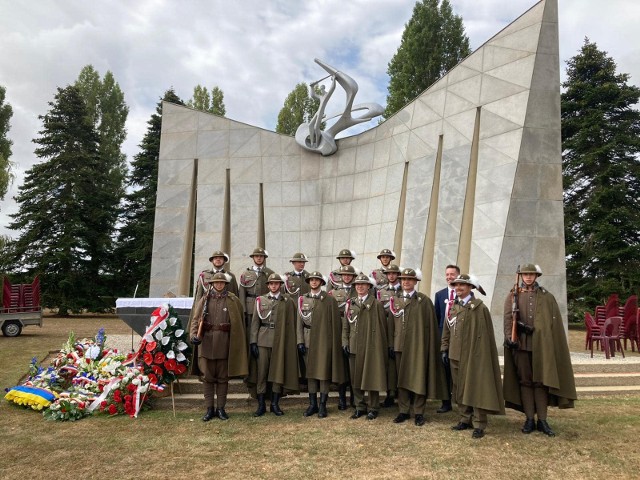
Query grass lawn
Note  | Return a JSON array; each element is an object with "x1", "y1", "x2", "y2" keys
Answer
[{"x1": 1, "y1": 316, "x2": 639, "y2": 479}]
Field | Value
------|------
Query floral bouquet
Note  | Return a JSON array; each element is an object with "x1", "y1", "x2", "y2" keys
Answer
[
  {"x1": 88, "y1": 367, "x2": 152, "y2": 417},
  {"x1": 43, "y1": 392, "x2": 91, "y2": 421}
]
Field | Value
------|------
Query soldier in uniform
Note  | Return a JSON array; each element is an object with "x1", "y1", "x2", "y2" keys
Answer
[
  {"x1": 343, "y1": 273, "x2": 388, "y2": 420},
  {"x1": 238, "y1": 247, "x2": 275, "y2": 338},
  {"x1": 189, "y1": 272, "x2": 248, "y2": 421},
  {"x1": 327, "y1": 249, "x2": 356, "y2": 290},
  {"x1": 503, "y1": 264, "x2": 577, "y2": 436},
  {"x1": 328, "y1": 264, "x2": 358, "y2": 410},
  {"x1": 283, "y1": 252, "x2": 310, "y2": 302},
  {"x1": 376, "y1": 263, "x2": 402, "y2": 407},
  {"x1": 297, "y1": 271, "x2": 345, "y2": 418},
  {"x1": 389, "y1": 268, "x2": 446, "y2": 426},
  {"x1": 188, "y1": 250, "x2": 238, "y2": 331},
  {"x1": 433, "y1": 264, "x2": 460, "y2": 414},
  {"x1": 371, "y1": 248, "x2": 395, "y2": 290},
  {"x1": 442, "y1": 274, "x2": 504, "y2": 438},
  {"x1": 247, "y1": 273, "x2": 299, "y2": 417}
]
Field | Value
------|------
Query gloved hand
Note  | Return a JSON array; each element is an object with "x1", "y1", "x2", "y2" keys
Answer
[
  {"x1": 297, "y1": 343, "x2": 306, "y2": 355},
  {"x1": 250, "y1": 343, "x2": 259, "y2": 359},
  {"x1": 342, "y1": 345, "x2": 350, "y2": 356},
  {"x1": 517, "y1": 321, "x2": 535, "y2": 335},
  {"x1": 388, "y1": 347, "x2": 396, "y2": 359},
  {"x1": 504, "y1": 338, "x2": 519, "y2": 350},
  {"x1": 441, "y1": 351, "x2": 449, "y2": 367},
  {"x1": 191, "y1": 336, "x2": 201, "y2": 345}
]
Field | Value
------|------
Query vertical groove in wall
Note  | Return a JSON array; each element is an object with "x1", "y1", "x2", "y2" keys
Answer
[
  {"x1": 458, "y1": 107, "x2": 481, "y2": 273},
  {"x1": 257, "y1": 182, "x2": 265, "y2": 248},
  {"x1": 419, "y1": 135, "x2": 444, "y2": 296},
  {"x1": 179, "y1": 158, "x2": 198, "y2": 296},
  {"x1": 393, "y1": 161, "x2": 410, "y2": 267},
  {"x1": 222, "y1": 168, "x2": 231, "y2": 257}
]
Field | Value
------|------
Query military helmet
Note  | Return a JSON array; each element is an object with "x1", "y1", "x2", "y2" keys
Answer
[
  {"x1": 289, "y1": 252, "x2": 308, "y2": 263},
  {"x1": 305, "y1": 271, "x2": 326, "y2": 286},
  {"x1": 250, "y1": 247, "x2": 269, "y2": 258},
  {"x1": 450, "y1": 273, "x2": 486, "y2": 295},
  {"x1": 208, "y1": 250, "x2": 230, "y2": 263},
  {"x1": 336, "y1": 249, "x2": 356, "y2": 260},
  {"x1": 398, "y1": 268, "x2": 420, "y2": 280},
  {"x1": 353, "y1": 273, "x2": 375, "y2": 286},
  {"x1": 209, "y1": 272, "x2": 229, "y2": 283},
  {"x1": 384, "y1": 264, "x2": 401, "y2": 274},
  {"x1": 377, "y1": 248, "x2": 396, "y2": 260},
  {"x1": 517, "y1": 263, "x2": 542, "y2": 277},
  {"x1": 339, "y1": 265, "x2": 356, "y2": 275},
  {"x1": 267, "y1": 273, "x2": 284, "y2": 284}
]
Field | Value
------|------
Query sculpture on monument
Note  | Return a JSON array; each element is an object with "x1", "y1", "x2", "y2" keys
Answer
[{"x1": 295, "y1": 58, "x2": 384, "y2": 156}]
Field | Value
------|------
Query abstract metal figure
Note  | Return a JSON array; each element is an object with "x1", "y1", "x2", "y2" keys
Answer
[{"x1": 295, "y1": 58, "x2": 384, "y2": 156}]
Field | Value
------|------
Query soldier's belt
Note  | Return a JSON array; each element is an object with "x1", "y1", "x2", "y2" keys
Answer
[
  {"x1": 246, "y1": 293, "x2": 257, "y2": 298},
  {"x1": 260, "y1": 322, "x2": 276, "y2": 329},
  {"x1": 203, "y1": 323, "x2": 231, "y2": 332}
]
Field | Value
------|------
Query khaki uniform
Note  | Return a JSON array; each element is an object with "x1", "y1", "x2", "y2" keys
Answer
[
  {"x1": 239, "y1": 266, "x2": 275, "y2": 333},
  {"x1": 283, "y1": 270, "x2": 310, "y2": 303},
  {"x1": 371, "y1": 267, "x2": 389, "y2": 289},
  {"x1": 377, "y1": 283, "x2": 401, "y2": 397}
]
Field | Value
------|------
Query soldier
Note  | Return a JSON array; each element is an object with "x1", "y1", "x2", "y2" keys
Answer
[
  {"x1": 442, "y1": 274, "x2": 504, "y2": 438},
  {"x1": 297, "y1": 271, "x2": 345, "y2": 418},
  {"x1": 247, "y1": 273, "x2": 299, "y2": 417},
  {"x1": 283, "y1": 252, "x2": 310, "y2": 302},
  {"x1": 503, "y1": 264, "x2": 577, "y2": 437},
  {"x1": 188, "y1": 250, "x2": 238, "y2": 331},
  {"x1": 327, "y1": 249, "x2": 356, "y2": 290},
  {"x1": 328, "y1": 264, "x2": 358, "y2": 410},
  {"x1": 190, "y1": 272, "x2": 248, "y2": 421},
  {"x1": 344, "y1": 273, "x2": 388, "y2": 420},
  {"x1": 238, "y1": 247, "x2": 275, "y2": 337},
  {"x1": 371, "y1": 248, "x2": 395, "y2": 290},
  {"x1": 376, "y1": 263, "x2": 402, "y2": 407},
  {"x1": 389, "y1": 268, "x2": 446, "y2": 426},
  {"x1": 433, "y1": 264, "x2": 460, "y2": 414}
]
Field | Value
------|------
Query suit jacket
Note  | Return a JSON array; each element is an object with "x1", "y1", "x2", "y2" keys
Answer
[{"x1": 434, "y1": 287, "x2": 455, "y2": 334}]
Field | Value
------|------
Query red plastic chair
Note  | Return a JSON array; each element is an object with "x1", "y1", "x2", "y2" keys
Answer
[
  {"x1": 591, "y1": 316, "x2": 625, "y2": 359},
  {"x1": 584, "y1": 312, "x2": 600, "y2": 351},
  {"x1": 621, "y1": 295, "x2": 638, "y2": 351}
]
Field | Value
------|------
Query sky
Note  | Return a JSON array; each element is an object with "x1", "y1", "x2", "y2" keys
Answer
[{"x1": 0, "y1": 0, "x2": 638, "y2": 238}]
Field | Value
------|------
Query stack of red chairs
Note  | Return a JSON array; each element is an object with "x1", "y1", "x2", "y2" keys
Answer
[{"x1": 586, "y1": 293, "x2": 639, "y2": 358}]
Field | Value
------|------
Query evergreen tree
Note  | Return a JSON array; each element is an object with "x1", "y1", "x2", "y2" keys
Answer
[
  {"x1": 114, "y1": 89, "x2": 185, "y2": 297},
  {"x1": 384, "y1": 0, "x2": 470, "y2": 118},
  {"x1": 7, "y1": 86, "x2": 113, "y2": 314},
  {"x1": 0, "y1": 85, "x2": 14, "y2": 200},
  {"x1": 187, "y1": 84, "x2": 226, "y2": 116},
  {"x1": 561, "y1": 39, "x2": 640, "y2": 320},
  {"x1": 275, "y1": 83, "x2": 319, "y2": 135}
]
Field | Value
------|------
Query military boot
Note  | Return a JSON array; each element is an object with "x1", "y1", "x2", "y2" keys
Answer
[
  {"x1": 521, "y1": 417, "x2": 535, "y2": 434},
  {"x1": 381, "y1": 391, "x2": 395, "y2": 408},
  {"x1": 318, "y1": 393, "x2": 329, "y2": 418},
  {"x1": 270, "y1": 392, "x2": 284, "y2": 416},
  {"x1": 337, "y1": 385, "x2": 348, "y2": 411},
  {"x1": 303, "y1": 393, "x2": 319, "y2": 417},
  {"x1": 253, "y1": 394, "x2": 266, "y2": 417},
  {"x1": 537, "y1": 419, "x2": 556, "y2": 437},
  {"x1": 202, "y1": 407, "x2": 216, "y2": 422}
]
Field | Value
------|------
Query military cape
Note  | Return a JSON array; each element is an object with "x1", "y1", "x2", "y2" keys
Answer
[
  {"x1": 350, "y1": 296, "x2": 388, "y2": 392},
  {"x1": 503, "y1": 287, "x2": 577, "y2": 410},
  {"x1": 305, "y1": 292, "x2": 345, "y2": 384}
]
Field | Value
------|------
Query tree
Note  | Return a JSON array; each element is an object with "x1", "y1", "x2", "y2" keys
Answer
[
  {"x1": 275, "y1": 83, "x2": 320, "y2": 135},
  {"x1": 0, "y1": 85, "x2": 14, "y2": 200},
  {"x1": 114, "y1": 89, "x2": 185, "y2": 297},
  {"x1": 7, "y1": 86, "x2": 115, "y2": 314},
  {"x1": 561, "y1": 39, "x2": 640, "y2": 321},
  {"x1": 384, "y1": 0, "x2": 470, "y2": 118},
  {"x1": 187, "y1": 84, "x2": 226, "y2": 116}
]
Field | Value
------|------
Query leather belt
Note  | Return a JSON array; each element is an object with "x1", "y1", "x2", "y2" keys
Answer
[
  {"x1": 203, "y1": 323, "x2": 231, "y2": 332},
  {"x1": 261, "y1": 322, "x2": 275, "y2": 329},
  {"x1": 246, "y1": 293, "x2": 257, "y2": 298}
]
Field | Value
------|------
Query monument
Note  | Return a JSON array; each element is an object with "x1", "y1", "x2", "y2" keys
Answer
[{"x1": 149, "y1": 0, "x2": 566, "y2": 341}]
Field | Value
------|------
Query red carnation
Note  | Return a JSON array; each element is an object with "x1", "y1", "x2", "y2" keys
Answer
[
  {"x1": 113, "y1": 390, "x2": 122, "y2": 403},
  {"x1": 100, "y1": 400, "x2": 107, "y2": 409},
  {"x1": 154, "y1": 352, "x2": 165, "y2": 364},
  {"x1": 124, "y1": 394, "x2": 132, "y2": 403},
  {"x1": 127, "y1": 383, "x2": 136, "y2": 392},
  {"x1": 108, "y1": 404, "x2": 118, "y2": 415},
  {"x1": 143, "y1": 353, "x2": 153, "y2": 365}
]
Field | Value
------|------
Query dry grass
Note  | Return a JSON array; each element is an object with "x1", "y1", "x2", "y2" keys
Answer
[{"x1": 1, "y1": 316, "x2": 639, "y2": 479}]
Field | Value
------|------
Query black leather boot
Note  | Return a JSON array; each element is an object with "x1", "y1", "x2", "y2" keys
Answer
[
  {"x1": 270, "y1": 392, "x2": 284, "y2": 416},
  {"x1": 253, "y1": 394, "x2": 266, "y2": 417},
  {"x1": 303, "y1": 393, "x2": 318, "y2": 417},
  {"x1": 521, "y1": 417, "x2": 535, "y2": 434},
  {"x1": 217, "y1": 407, "x2": 229, "y2": 420},
  {"x1": 337, "y1": 385, "x2": 348, "y2": 411},
  {"x1": 318, "y1": 393, "x2": 328, "y2": 418},
  {"x1": 381, "y1": 392, "x2": 395, "y2": 408},
  {"x1": 202, "y1": 407, "x2": 216, "y2": 422},
  {"x1": 537, "y1": 419, "x2": 556, "y2": 437}
]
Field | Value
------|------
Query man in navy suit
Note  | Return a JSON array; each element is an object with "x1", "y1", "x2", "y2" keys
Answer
[{"x1": 433, "y1": 264, "x2": 460, "y2": 413}]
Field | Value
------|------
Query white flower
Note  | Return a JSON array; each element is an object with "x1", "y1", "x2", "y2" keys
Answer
[
  {"x1": 138, "y1": 385, "x2": 148, "y2": 393},
  {"x1": 166, "y1": 350, "x2": 175, "y2": 359},
  {"x1": 177, "y1": 341, "x2": 188, "y2": 351},
  {"x1": 175, "y1": 329, "x2": 184, "y2": 338},
  {"x1": 176, "y1": 353, "x2": 186, "y2": 362},
  {"x1": 155, "y1": 330, "x2": 163, "y2": 341},
  {"x1": 159, "y1": 320, "x2": 167, "y2": 331},
  {"x1": 161, "y1": 336, "x2": 170, "y2": 346},
  {"x1": 169, "y1": 317, "x2": 177, "y2": 326},
  {"x1": 132, "y1": 378, "x2": 141, "y2": 386},
  {"x1": 87, "y1": 345, "x2": 101, "y2": 359}
]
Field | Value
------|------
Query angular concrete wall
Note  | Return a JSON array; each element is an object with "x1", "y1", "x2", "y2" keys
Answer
[{"x1": 150, "y1": 0, "x2": 566, "y2": 334}]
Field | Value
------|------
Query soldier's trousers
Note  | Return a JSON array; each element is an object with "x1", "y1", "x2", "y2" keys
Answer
[
  {"x1": 199, "y1": 357, "x2": 229, "y2": 409},
  {"x1": 450, "y1": 359, "x2": 489, "y2": 429},
  {"x1": 513, "y1": 350, "x2": 548, "y2": 420},
  {"x1": 349, "y1": 354, "x2": 379, "y2": 412},
  {"x1": 395, "y1": 352, "x2": 426, "y2": 415},
  {"x1": 256, "y1": 346, "x2": 282, "y2": 395},
  {"x1": 307, "y1": 379, "x2": 330, "y2": 394}
]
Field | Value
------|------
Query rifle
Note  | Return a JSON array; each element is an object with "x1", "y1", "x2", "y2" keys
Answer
[
  {"x1": 510, "y1": 266, "x2": 520, "y2": 344},
  {"x1": 196, "y1": 284, "x2": 213, "y2": 341}
]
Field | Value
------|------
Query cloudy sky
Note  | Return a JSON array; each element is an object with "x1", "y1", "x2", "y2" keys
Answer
[{"x1": 0, "y1": 0, "x2": 638, "y2": 238}]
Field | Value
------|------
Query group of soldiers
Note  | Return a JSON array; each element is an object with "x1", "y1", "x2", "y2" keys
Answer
[{"x1": 187, "y1": 247, "x2": 577, "y2": 438}]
